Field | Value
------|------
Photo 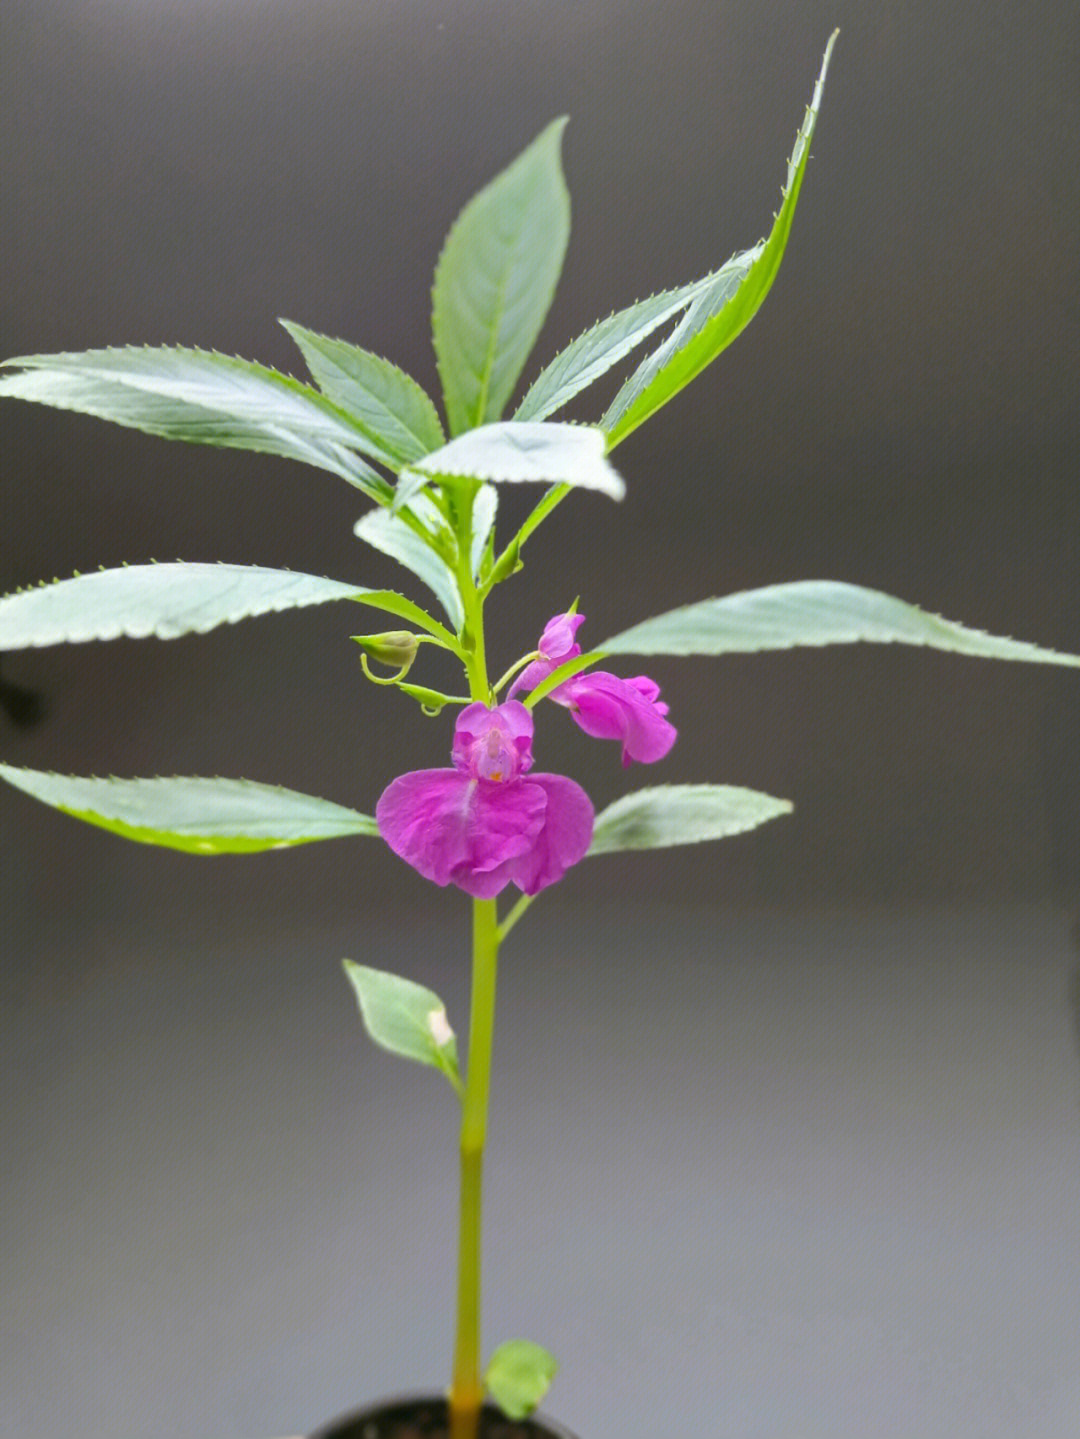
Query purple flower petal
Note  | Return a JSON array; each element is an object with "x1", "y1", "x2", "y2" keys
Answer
[
  {"x1": 377, "y1": 701, "x2": 595, "y2": 897},
  {"x1": 376, "y1": 768, "x2": 546, "y2": 897},
  {"x1": 501, "y1": 773, "x2": 595, "y2": 895},
  {"x1": 561, "y1": 670, "x2": 677, "y2": 766}
]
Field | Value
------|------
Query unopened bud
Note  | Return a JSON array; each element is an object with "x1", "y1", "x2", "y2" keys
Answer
[
  {"x1": 487, "y1": 537, "x2": 523, "y2": 588},
  {"x1": 398, "y1": 682, "x2": 453, "y2": 714},
  {"x1": 353, "y1": 631, "x2": 420, "y2": 674}
]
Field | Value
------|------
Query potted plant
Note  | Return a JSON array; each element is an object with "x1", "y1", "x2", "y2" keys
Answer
[{"x1": 3, "y1": 30, "x2": 1078, "y2": 1438}]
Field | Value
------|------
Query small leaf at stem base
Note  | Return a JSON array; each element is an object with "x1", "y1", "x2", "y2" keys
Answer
[{"x1": 484, "y1": 1339, "x2": 558, "y2": 1421}]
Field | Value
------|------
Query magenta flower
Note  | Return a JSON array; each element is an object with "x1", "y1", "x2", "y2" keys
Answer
[
  {"x1": 376, "y1": 701, "x2": 594, "y2": 898},
  {"x1": 558, "y1": 669, "x2": 677, "y2": 767},
  {"x1": 512, "y1": 611, "x2": 677, "y2": 767},
  {"x1": 508, "y1": 611, "x2": 587, "y2": 698}
]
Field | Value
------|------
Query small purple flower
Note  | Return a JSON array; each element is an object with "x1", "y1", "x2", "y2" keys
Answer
[
  {"x1": 508, "y1": 611, "x2": 586, "y2": 698},
  {"x1": 513, "y1": 611, "x2": 677, "y2": 768},
  {"x1": 558, "y1": 669, "x2": 677, "y2": 768},
  {"x1": 376, "y1": 701, "x2": 594, "y2": 898}
]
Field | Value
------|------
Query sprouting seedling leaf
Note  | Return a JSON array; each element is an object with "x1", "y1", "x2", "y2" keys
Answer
[
  {"x1": 0, "y1": 768, "x2": 378, "y2": 852},
  {"x1": 342, "y1": 961, "x2": 462, "y2": 1094},
  {"x1": 432, "y1": 118, "x2": 571, "y2": 436},
  {"x1": 0, "y1": 345, "x2": 390, "y2": 498},
  {"x1": 484, "y1": 1339, "x2": 558, "y2": 1421},
  {"x1": 602, "y1": 31, "x2": 838, "y2": 448}
]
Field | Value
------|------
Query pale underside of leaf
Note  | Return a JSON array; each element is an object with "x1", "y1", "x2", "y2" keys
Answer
[
  {"x1": 0, "y1": 768, "x2": 377, "y2": 853},
  {"x1": 512, "y1": 275, "x2": 713, "y2": 423},
  {"x1": 281, "y1": 319, "x2": 445, "y2": 466},
  {"x1": 602, "y1": 31, "x2": 837, "y2": 447},
  {"x1": 409, "y1": 421, "x2": 624, "y2": 499},
  {"x1": 0, "y1": 564, "x2": 366, "y2": 649},
  {"x1": 598, "y1": 580, "x2": 1080, "y2": 668},
  {"x1": 432, "y1": 118, "x2": 571, "y2": 435},
  {"x1": 0, "y1": 346, "x2": 389, "y2": 498},
  {"x1": 588, "y1": 784, "x2": 793, "y2": 856}
]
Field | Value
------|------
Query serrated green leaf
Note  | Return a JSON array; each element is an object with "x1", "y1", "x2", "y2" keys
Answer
[
  {"x1": 513, "y1": 276, "x2": 711, "y2": 423},
  {"x1": 281, "y1": 320, "x2": 445, "y2": 466},
  {"x1": 588, "y1": 784, "x2": 792, "y2": 856},
  {"x1": 598, "y1": 581, "x2": 1080, "y2": 667},
  {"x1": 0, "y1": 346, "x2": 389, "y2": 498},
  {"x1": 0, "y1": 563, "x2": 366, "y2": 650},
  {"x1": 432, "y1": 119, "x2": 571, "y2": 436},
  {"x1": 484, "y1": 1339, "x2": 557, "y2": 1421},
  {"x1": 409, "y1": 422, "x2": 623, "y2": 499},
  {"x1": 342, "y1": 961, "x2": 462, "y2": 1092},
  {"x1": 602, "y1": 32, "x2": 837, "y2": 447},
  {"x1": 0, "y1": 768, "x2": 377, "y2": 852}
]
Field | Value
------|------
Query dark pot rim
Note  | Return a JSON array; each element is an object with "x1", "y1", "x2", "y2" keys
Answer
[{"x1": 308, "y1": 1392, "x2": 579, "y2": 1439}]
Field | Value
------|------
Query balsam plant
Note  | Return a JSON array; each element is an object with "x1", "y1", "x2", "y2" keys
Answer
[{"x1": 2, "y1": 31, "x2": 1077, "y2": 1437}]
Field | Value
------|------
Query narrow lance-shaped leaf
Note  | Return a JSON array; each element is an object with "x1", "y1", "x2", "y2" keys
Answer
[
  {"x1": 596, "y1": 580, "x2": 1080, "y2": 669},
  {"x1": 0, "y1": 564, "x2": 367, "y2": 650},
  {"x1": 513, "y1": 275, "x2": 712, "y2": 424},
  {"x1": 281, "y1": 320, "x2": 445, "y2": 466},
  {"x1": 0, "y1": 768, "x2": 377, "y2": 853},
  {"x1": 588, "y1": 784, "x2": 793, "y2": 856},
  {"x1": 432, "y1": 118, "x2": 571, "y2": 435},
  {"x1": 342, "y1": 961, "x2": 462, "y2": 1093},
  {"x1": 0, "y1": 346, "x2": 389, "y2": 499},
  {"x1": 407, "y1": 422, "x2": 624, "y2": 500},
  {"x1": 602, "y1": 31, "x2": 838, "y2": 447},
  {"x1": 484, "y1": 1340, "x2": 558, "y2": 1421}
]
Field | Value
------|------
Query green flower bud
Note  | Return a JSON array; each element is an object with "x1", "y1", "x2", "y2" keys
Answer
[
  {"x1": 487, "y1": 536, "x2": 523, "y2": 588},
  {"x1": 352, "y1": 631, "x2": 420, "y2": 679}
]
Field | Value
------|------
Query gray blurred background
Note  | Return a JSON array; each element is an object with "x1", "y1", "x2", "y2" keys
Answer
[{"x1": 3, "y1": 3, "x2": 1080, "y2": 1437}]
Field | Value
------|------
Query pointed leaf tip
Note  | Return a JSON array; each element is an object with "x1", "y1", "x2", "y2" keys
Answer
[
  {"x1": 601, "y1": 39, "x2": 836, "y2": 447},
  {"x1": 432, "y1": 118, "x2": 572, "y2": 435}
]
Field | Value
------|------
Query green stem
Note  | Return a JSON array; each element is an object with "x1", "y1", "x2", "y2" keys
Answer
[
  {"x1": 449, "y1": 896, "x2": 500, "y2": 1439},
  {"x1": 448, "y1": 483, "x2": 494, "y2": 1439}
]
